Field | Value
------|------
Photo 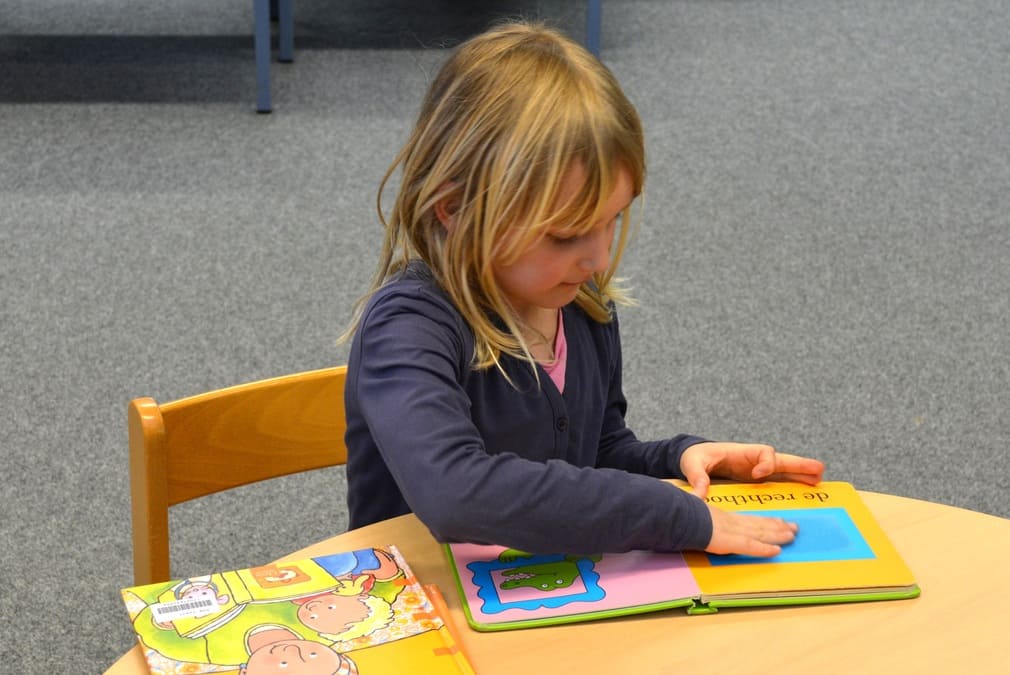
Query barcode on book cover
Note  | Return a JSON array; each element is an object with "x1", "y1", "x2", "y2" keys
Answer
[{"x1": 151, "y1": 598, "x2": 216, "y2": 622}]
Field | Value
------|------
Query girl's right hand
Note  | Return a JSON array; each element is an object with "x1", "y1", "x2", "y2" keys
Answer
[{"x1": 704, "y1": 504, "x2": 798, "y2": 557}]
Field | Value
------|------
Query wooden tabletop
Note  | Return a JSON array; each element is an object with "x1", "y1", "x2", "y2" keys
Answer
[{"x1": 107, "y1": 491, "x2": 1010, "y2": 673}]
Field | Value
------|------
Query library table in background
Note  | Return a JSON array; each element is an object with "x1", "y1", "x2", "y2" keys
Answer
[{"x1": 106, "y1": 491, "x2": 1010, "y2": 674}]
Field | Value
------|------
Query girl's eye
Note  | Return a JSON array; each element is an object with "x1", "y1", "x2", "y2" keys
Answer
[{"x1": 548, "y1": 233, "x2": 579, "y2": 245}]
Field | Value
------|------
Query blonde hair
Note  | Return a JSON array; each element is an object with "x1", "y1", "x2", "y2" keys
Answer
[
  {"x1": 319, "y1": 595, "x2": 395, "y2": 645},
  {"x1": 344, "y1": 21, "x2": 646, "y2": 372}
]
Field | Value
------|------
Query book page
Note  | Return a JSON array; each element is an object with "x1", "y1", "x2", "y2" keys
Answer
[
  {"x1": 447, "y1": 543, "x2": 699, "y2": 628},
  {"x1": 683, "y1": 482, "x2": 918, "y2": 599}
]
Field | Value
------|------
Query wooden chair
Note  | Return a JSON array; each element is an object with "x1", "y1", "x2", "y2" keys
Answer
[{"x1": 129, "y1": 366, "x2": 347, "y2": 586}]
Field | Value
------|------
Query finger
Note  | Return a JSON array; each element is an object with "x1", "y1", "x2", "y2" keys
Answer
[
  {"x1": 679, "y1": 449, "x2": 714, "y2": 498},
  {"x1": 724, "y1": 517, "x2": 794, "y2": 557},
  {"x1": 687, "y1": 470, "x2": 711, "y2": 499},
  {"x1": 736, "y1": 539, "x2": 783, "y2": 558},
  {"x1": 749, "y1": 445, "x2": 778, "y2": 480},
  {"x1": 760, "y1": 517, "x2": 799, "y2": 545},
  {"x1": 737, "y1": 514, "x2": 798, "y2": 546},
  {"x1": 706, "y1": 509, "x2": 798, "y2": 557},
  {"x1": 773, "y1": 454, "x2": 825, "y2": 479}
]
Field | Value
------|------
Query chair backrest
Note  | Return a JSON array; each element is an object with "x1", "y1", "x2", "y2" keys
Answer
[{"x1": 129, "y1": 366, "x2": 348, "y2": 586}]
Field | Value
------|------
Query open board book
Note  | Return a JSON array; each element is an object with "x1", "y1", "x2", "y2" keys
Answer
[
  {"x1": 445, "y1": 481, "x2": 920, "y2": 631},
  {"x1": 121, "y1": 545, "x2": 474, "y2": 674}
]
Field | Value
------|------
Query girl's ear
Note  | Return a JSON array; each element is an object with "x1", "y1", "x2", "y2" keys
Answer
[{"x1": 433, "y1": 185, "x2": 460, "y2": 230}]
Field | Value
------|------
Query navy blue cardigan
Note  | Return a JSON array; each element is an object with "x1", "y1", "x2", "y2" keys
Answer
[{"x1": 344, "y1": 263, "x2": 713, "y2": 554}]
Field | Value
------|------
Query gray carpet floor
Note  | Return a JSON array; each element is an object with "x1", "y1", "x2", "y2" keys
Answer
[{"x1": 2, "y1": 1, "x2": 1008, "y2": 672}]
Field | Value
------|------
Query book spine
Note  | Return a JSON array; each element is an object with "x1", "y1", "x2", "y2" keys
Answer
[{"x1": 424, "y1": 583, "x2": 475, "y2": 675}]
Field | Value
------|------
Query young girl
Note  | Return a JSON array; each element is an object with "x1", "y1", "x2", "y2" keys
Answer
[{"x1": 342, "y1": 22, "x2": 823, "y2": 557}]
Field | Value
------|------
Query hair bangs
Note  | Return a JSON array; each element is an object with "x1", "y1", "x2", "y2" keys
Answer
[{"x1": 486, "y1": 80, "x2": 636, "y2": 267}]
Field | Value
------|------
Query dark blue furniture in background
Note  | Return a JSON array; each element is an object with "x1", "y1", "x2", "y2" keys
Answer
[
  {"x1": 253, "y1": 0, "x2": 603, "y2": 113},
  {"x1": 255, "y1": 0, "x2": 292, "y2": 113}
]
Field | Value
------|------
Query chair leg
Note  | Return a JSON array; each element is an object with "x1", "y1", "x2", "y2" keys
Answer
[
  {"x1": 278, "y1": 0, "x2": 294, "y2": 63},
  {"x1": 586, "y1": 0, "x2": 602, "y2": 57},
  {"x1": 254, "y1": 0, "x2": 272, "y2": 113}
]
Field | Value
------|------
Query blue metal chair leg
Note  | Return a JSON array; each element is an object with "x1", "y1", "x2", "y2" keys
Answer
[
  {"x1": 278, "y1": 0, "x2": 294, "y2": 63},
  {"x1": 254, "y1": 0, "x2": 272, "y2": 113},
  {"x1": 586, "y1": 0, "x2": 602, "y2": 57}
]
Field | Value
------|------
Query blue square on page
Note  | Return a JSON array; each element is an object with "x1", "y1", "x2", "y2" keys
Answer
[{"x1": 706, "y1": 508, "x2": 875, "y2": 566}]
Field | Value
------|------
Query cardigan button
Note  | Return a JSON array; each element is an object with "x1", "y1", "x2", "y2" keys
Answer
[{"x1": 556, "y1": 417, "x2": 569, "y2": 432}]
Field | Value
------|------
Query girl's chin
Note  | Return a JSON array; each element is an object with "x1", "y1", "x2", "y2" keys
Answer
[{"x1": 555, "y1": 283, "x2": 583, "y2": 303}]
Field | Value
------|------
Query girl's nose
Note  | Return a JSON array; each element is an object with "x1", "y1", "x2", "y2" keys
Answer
[{"x1": 579, "y1": 228, "x2": 612, "y2": 273}]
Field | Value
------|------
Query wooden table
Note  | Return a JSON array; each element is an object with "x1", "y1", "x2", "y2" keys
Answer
[{"x1": 107, "y1": 492, "x2": 1010, "y2": 673}]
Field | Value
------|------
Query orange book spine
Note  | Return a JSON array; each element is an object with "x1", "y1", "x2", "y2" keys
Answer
[{"x1": 424, "y1": 583, "x2": 475, "y2": 674}]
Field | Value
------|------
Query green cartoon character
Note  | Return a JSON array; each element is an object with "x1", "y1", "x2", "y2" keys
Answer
[{"x1": 497, "y1": 549, "x2": 602, "y2": 592}]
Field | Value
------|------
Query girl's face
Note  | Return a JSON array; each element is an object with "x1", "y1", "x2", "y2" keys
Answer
[{"x1": 492, "y1": 164, "x2": 635, "y2": 322}]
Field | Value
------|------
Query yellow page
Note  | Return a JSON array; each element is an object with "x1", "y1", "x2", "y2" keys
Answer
[{"x1": 682, "y1": 481, "x2": 917, "y2": 599}]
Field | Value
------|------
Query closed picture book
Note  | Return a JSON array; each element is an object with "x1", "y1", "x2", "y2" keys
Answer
[
  {"x1": 445, "y1": 481, "x2": 920, "y2": 631},
  {"x1": 121, "y1": 545, "x2": 474, "y2": 674}
]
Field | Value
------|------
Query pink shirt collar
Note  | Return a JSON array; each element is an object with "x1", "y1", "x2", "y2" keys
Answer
[{"x1": 540, "y1": 310, "x2": 567, "y2": 393}]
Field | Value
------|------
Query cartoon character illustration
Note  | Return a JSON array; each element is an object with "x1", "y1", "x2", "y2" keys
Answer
[
  {"x1": 497, "y1": 549, "x2": 602, "y2": 592},
  {"x1": 293, "y1": 582, "x2": 395, "y2": 643},
  {"x1": 121, "y1": 547, "x2": 471, "y2": 674},
  {"x1": 465, "y1": 549, "x2": 607, "y2": 614},
  {"x1": 240, "y1": 625, "x2": 357, "y2": 675},
  {"x1": 125, "y1": 552, "x2": 401, "y2": 671}
]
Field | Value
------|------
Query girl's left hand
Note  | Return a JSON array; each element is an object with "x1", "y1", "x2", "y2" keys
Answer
[{"x1": 680, "y1": 442, "x2": 825, "y2": 499}]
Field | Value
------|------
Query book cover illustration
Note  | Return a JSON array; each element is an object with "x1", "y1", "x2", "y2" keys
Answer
[
  {"x1": 121, "y1": 546, "x2": 473, "y2": 674},
  {"x1": 447, "y1": 482, "x2": 919, "y2": 630}
]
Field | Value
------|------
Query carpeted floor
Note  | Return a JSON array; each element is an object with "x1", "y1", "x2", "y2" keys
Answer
[{"x1": 1, "y1": 1, "x2": 1007, "y2": 671}]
